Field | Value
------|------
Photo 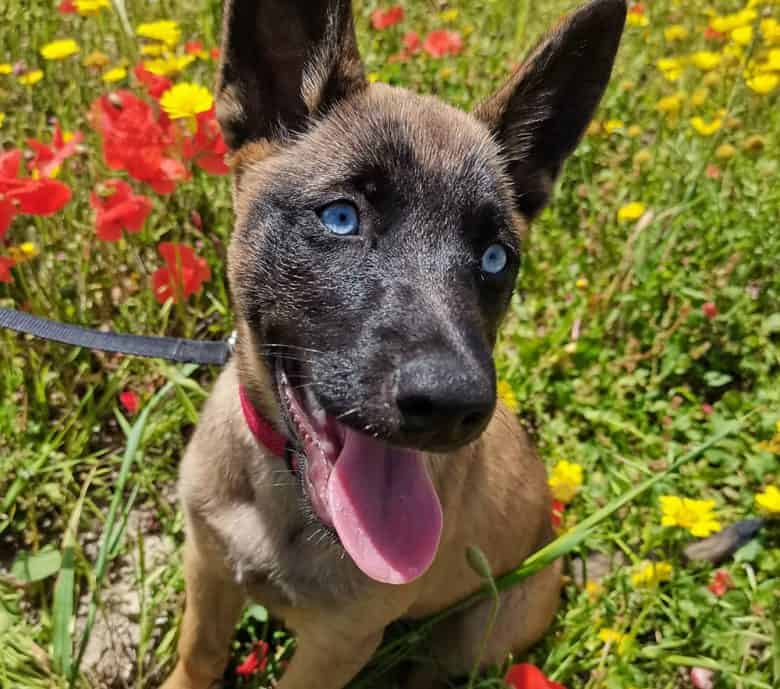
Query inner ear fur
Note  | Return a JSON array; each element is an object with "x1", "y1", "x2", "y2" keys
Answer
[
  {"x1": 216, "y1": 0, "x2": 366, "y2": 150},
  {"x1": 474, "y1": 0, "x2": 627, "y2": 219}
]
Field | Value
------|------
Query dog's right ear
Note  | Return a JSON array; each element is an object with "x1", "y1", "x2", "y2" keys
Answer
[{"x1": 216, "y1": 0, "x2": 365, "y2": 150}]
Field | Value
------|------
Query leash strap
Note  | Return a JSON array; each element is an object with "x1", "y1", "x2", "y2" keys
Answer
[{"x1": 0, "y1": 306, "x2": 231, "y2": 366}]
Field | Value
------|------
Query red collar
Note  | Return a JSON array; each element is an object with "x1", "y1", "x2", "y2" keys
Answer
[{"x1": 239, "y1": 385, "x2": 288, "y2": 459}]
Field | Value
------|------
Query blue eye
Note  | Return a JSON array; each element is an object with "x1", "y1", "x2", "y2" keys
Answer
[
  {"x1": 481, "y1": 243, "x2": 508, "y2": 275},
  {"x1": 319, "y1": 201, "x2": 359, "y2": 236}
]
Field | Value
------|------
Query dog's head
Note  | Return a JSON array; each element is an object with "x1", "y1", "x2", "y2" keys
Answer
[{"x1": 221, "y1": 0, "x2": 626, "y2": 584}]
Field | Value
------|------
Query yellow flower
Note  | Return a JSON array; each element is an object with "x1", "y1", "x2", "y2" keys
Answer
[
  {"x1": 7, "y1": 242, "x2": 40, "y2": 263},
  {"x1": 137, "y1": 20, "x2": 181, "y2": 47},
  {"x1": 548, "y1": 460, "x2": 584, "y2": 504},
  {"x1": 497, "y1": 380, "x2": 519, "y2": 413},
  {"x1": 617, "y1": 202, "x2": 646, "y2": 222},
  {"x1": 83, "y1": 50, "x2": 109, "y2": 68},
  {"x1": 747, "y1": 73, "x2": 779, "y2": 94},
  {"x1": 716, "y1": 143, "x2": 737, "y2": 159},
  {"x1": 18, "y1": 70, "x2": 43, "y2": 86},
  {"x1": 604, "y1": 119, "x2": 624, "y2": 134},
  {"x1": 367, "y1": 72, "x2": 380, "y2": 84},
  {"x1": 660, "y1": 495, "x2": 721, "y2": 537},
  {"x1": 732, "y1": 25, "x2": 753, "y2": 46},
  {"x1": 0, "y1": 63, "x2": 12, "y2": 74},
  {"x1": 439, "y1": 8, "x2": 459, "y2": 22},
  {"x1": 143, "y1": 54, "x2": 195, "y2": 76},
  {"x1": 710, "y1": 9, "x2": 756, "y2": 34},
  {"x1": 761, "y1": 18, "x2": 780, "y2": 45},
  {"x1": 657, "y1": 56, "x2": 685, "y2": 81},
  {"x1": 585, "y1": 580, "x2": 603, "y2": 600},
  {"x1": 631, "y1": 561, "x2": 673, "y2": 587},
  {"x1": 633, "y1": 148, "x2": 652, "y2": 166},
  {"x1": 102, "y1": 66, "x2": 127, "y2": 83},
  {"x1": 764, "y1": 49, "x2": 780, "y2": 71},
  {"x1": 691, "y1": 88, "x2": 708, "y2": 106},
  {"x1": 690, "y1": 117, "x2": 722, "y2": 136},
  {"x1": 665, "y1": 25, "x2": 689, "y2": 42},
  {"x1": 140, "y1": 43, "x2": 167, "y2": 57},
  {"x1": 598, "y1": 628, "x2": 629, "y2": 652},
  {"x1": 691, "y1": 51, "x2": 721, "y2": 71},
  {"x1": 159, "y1": 82, "x2": 214, "y2": 121},
  {"x1": 755, "y1": 486, "x2": 780, "y2": 514},
  {"x1": 575, "y1": 277, "x2": 589, "y2": 290},
  {"x1": 656, "y1": 93, "x2": 683, "y2": 114},
  {"x1": 40, "y1": 38, "x2": 80, "y2": 60},
  {"x1": 627, "y1": 124, "x2": 642, "y2": 137},
  {"x1": 626, "y1": 13, "x2": 649, "y2": 28},
  {"x1": 0, "y1": 112, "x2": 4, "y2": 128},
  {"x1": 75, "y1": 0, "x2": 109, "y2": 15}
]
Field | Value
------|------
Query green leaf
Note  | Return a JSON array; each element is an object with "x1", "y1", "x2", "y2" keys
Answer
[
  {"x1": 244, "y1": 604, "x2": 269, "y2": 623},
  {"x1": 704, "y1": 371, "x2": 733, "y2": 387},
  {"x1": 11, "y1": 547, "x2": 62, "y2": 583},
  {"x1": 764, "y1": 313, "x2": 780, "y2": 334}
]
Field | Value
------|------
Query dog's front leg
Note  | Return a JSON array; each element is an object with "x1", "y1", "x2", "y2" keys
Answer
[
  {"x1": 161, "y1": 541, "x2": 246, "y2": 689},
  {"x1": 276, "y1": 621, "x2": 383, "y2": 689}
]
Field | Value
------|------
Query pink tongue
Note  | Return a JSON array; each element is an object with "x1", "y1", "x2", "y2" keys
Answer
[{"x1": 327, "y1": 428, "x2": 443, "y2": 585}]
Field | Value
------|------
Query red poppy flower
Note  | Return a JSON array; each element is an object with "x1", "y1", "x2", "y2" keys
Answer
[
  {"x1": 133, "y1": 63, "x2": 174, "y2": 99},
  {"x1": 185, "y1": 39, "x2": 204, "y2": 55},
  {"x1": 371, "y1": 5, "x2": 404, "y2": 30},
  {"x1": 90, "y1": 91, "x2": 188, "y2": 193},
  {"x1": 423, "y1": 29, "x2": 463, "y2": 58},
  {"x1": 704, "y1": 27, "x2": 726, "y2": 41},
  {"x1": 0, "y1": 149, "x2": 72, "y2": 237},
  {"x1": 0, "y1": 256, "x2": 15, "y2": 283},
  {"x1": 58, "y1": 0, "x2": 76, "y2": 13},
  {"x1": 235, "y1": 640, "x2": 269, "y2": 677},
  {"x1": 27, "y1": 122, "x2": 84, "y2": 178},
  {"x1": 628, "y1": 2, "x2": 645, "y2": 14},
  {"x1": 210, "y1": 47, "x2": 220, "y2": 61},
  {"x1": 701, "y1": 301, "x2": 718, "y2": 320},
  {"x1": 505, "y1": 663, "x2": 566, "y2": 689},
  {"x1": 551, "y1": 500, "x2": 565, "y2": 529},
  {"x1": 403, "y1": 31, "x2": 421, "y2": 53},
  {"x1": 706, "y1": 164, "x2": 721, "y2": 179},
  {"x1": 151, "y1": 242, "x2": 211, "y2": 304},
  {"x1": 180, "y1": 107, "x2": 230, "y2": 175},
  {"x1": 708, "y1": 569, "x2": 733, "y2": 597},
  {"x1": 119, "y1": 389, "x2": 140, "y2": 414},
  {"x1": 90, "y1": 179, "x2": 153, "y2": 241}
]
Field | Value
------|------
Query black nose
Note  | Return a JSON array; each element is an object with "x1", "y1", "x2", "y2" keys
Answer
[{"x1": 396, "y1": 355, "x2": 495, "y2": 447}]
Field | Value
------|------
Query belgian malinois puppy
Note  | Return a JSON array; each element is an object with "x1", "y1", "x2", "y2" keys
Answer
[{"x1": 161, "y1": 1, "x2": 626, "y2": 687}]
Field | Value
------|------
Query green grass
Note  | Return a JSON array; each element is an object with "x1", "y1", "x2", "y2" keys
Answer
[{"x1": 1, "y1": 1, "x2": 779, "y2": 688}]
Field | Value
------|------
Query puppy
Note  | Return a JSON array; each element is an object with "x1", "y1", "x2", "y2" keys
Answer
[{"x1": 161, "y1": 1, "x2": 626, "y2": 687}]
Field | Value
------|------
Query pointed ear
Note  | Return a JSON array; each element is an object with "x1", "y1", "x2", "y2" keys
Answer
[
  {"x1": 216, "y1": 0, "x2": 366, "y2": 150},
  {"x1": 474, "y1": 0, "x2": 626, "y2": 219}
]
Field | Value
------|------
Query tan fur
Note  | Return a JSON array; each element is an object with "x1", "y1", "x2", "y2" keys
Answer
[{"x1": 162, "y1": 360, "x2": 560, "y2": 689}]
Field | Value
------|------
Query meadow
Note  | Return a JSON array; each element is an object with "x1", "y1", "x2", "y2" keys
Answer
[{"x1": 0, "y1": 0, "x2": 779, "y2": 688}]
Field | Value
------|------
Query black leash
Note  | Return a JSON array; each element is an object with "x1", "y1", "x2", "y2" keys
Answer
[{"x1": 0, "y1": 306, "x2": 232, "y2": 365}]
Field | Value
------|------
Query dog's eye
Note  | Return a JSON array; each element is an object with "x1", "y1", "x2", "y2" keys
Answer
[
  {"x1": 319, "y1": 201, "x2": 359, "y2": 236},
  {"x1": 481, "y1": 243, "x2": 508, "y2": 275}
]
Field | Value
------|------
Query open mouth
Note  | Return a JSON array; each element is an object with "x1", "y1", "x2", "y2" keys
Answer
[{"x1": 275, "y1": 360, "x2": 443, "y2": 585}]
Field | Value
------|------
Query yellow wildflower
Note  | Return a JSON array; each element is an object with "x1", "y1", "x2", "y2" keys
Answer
[
  {"x1": 40, "y1": 38, "x2": 80, "y2": 60},
  {"x1": 656, "y1": 94, "x2": 683, "y2": 114},
  {"x1": 765, "y1": 49, "x2": 780, "y2": 71},
  {"x1": 710, "y1": 9, "x2": 756, "y2": 34},
  {"x1": 18, "y1": 70, "x2": 43, "y2": 86},
  {"x1": 0, "y1": 63, "x2": 12, "y2": 74},
  {"x1": 497, "y1": 380, "x2": 519, "y2": 413},
  {"x1": 626, "y1": 13, "x2": 648, "y2": 28},
  {"x1": 598, "y1": 628, "x2": 629, "y2": 652},
  {"x1": 761, "y1": 19, "x2": 780, "y2": 45},
  {"x1": 136, "y1": 20, "x2": 181, "y2": 47},
  {"x1": 665, "y1": 25, "x2": 689, "y2": 42},
  {"x1": 143, "y1": 54, "x2": 195, "y2": 76},
  {"x1": 159, "y1": 82, "x2": 214, "y2": 121},
  {"x1": 627, "y1": 124, "x2": 642, "y2": 137},
  {"x1": 690, "y1": 117, "x2": 722, "y2": 136},
  {"x1": 75, "y1": 0, "x2": 109, "y2": 15},
  {"x1": 604, "y1": 119, "x2": 624, "y2": 134},
  {"x1": 0, "y1": 112, "x2": 4, "y2": 128},
  {"x1": 633, "y1": 148, "x2": 652, "y2": 166},
  {"x1": 631, "y1": 561, "x2": 673, "y2": 587},
  {"x1": 660, "y1": 496, "x2": 721, "y2": 537},
  {"x1": 755, "y1": 486, "x2": 780, "y2": 514},
  {"x1": 140, "y1": 43, "x2": 167, "y2": 57},
  {"x1": 548, "y1": 460, "x2": 583, "y2": 504},
  {"x1": 715, "y1": 143, "x2": 737, "y2": 159},
  {"x1": 102, "y1": 66, "x2": 127, "y2": 83},
  {"x1": 617, "y1": 201, "x2": 646, "y2": 222},
  {"x1": 576, "y1": 277, "x2": 589, "y2": 290},
  {"x1": 585, "y1": 581, "x2": 603, "y2": 600},
  {"x1": 367, "y1": 72, "x2": 380, "y2": 84},
  {"x1": 703, "y1": 72, "x2": 722, "y2": 88},
  {"x1": 7, "y1": 242, "x2": 40, "y2": 263},
  {"x1": 691, "y1": 88, "x2": 708, "y2": 106},
  {"x1": 439, "y1": 8, "x2": 459, "y2": 22},
  {"x1": 83, "y1": 50, "x2": 109, "y2": 68},
  {"x1": 732, "y1": 25, "x2": 753, "y2": 46},
  {"x1": 690, "y1": 51, "x2": 721, "y2": 71},
  {"x1": 747, "y1": 73, "x2": 779, "y2": 94}
]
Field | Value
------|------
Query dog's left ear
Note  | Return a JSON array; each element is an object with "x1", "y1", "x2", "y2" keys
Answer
[{"x1": 474, "y1": 0, "x2": 626, "y2": 219}]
